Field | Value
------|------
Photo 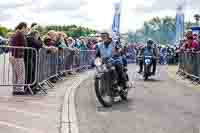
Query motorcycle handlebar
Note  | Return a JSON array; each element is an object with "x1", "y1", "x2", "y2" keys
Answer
[{"x1": 137, "y1": 56, "x2": 159, "y2": 59}]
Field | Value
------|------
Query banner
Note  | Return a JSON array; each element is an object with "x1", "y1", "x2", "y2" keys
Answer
[
  {"x1": 112, "y1": 2, "x2": 121, "y2": 42},
  {"x1": 175, "y1": 5, "x2": 185, "y2": 46}
]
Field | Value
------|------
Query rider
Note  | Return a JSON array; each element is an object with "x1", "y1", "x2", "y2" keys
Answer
[
  {"x1": 96, "y1": 32, "x2": 128, "y2": 89},
  {"x1": 138, "y1": 39, "x2": 158, "y2": 75}
]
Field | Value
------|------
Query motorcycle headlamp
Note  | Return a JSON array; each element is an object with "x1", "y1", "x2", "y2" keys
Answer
[
  {"x1": 94, "y1": 58, "x2": 102, "y2": 66},
  {"x1": 145, "y1": 59, "x2": 151, "y2": 64}
]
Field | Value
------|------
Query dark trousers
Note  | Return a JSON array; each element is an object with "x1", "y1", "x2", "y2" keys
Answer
[{"x1": 24, "y1": 60, "x2": 36, "y2": 88}]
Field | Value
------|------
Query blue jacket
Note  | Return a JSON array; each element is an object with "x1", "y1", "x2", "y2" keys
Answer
[
  {"x1": 97, "y1": 42, "x2": 114, "y2": 59},
  {"x1": 96, "y1": 42, "x2": 123, "y2": 65}
]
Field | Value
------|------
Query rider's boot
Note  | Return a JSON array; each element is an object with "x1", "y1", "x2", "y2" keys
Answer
[{"x1": 138, "y1": 61, "x2": 143, "y2": 73}]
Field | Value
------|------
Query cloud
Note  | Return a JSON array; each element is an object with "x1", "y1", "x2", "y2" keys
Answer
[
  {"x1": 0, "y1": 0, "x2": 200, "y2": 33},
  {"x1": 188, "y1": 0, "x2": 200, "y2": 9},
  {"x1": 31, "y1": 0, "x2": 88, "y2": 12},
  {"x1": 134, "y1": 0, "x2": 177, "y2": 13},
  {"x1": 0, "y1": 11, "x2": 13, "y2": 21},
  {"x1": 0, "y1": 1, "x2": 32, "y2": 10},
  {"x1": 134, "y1": 0, "x2": 200, "y2": 14}
]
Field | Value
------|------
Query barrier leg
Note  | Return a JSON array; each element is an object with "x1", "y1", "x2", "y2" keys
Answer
[
  {"x1": 38, "y1": 84, "x2": 48, "y2": 94},
  {"x1": 43, "y1": 81, "x2": 53, "y2": 89},
  {"x1": 27, "y1": 85, "x2": 34, "y2": 95},
  {"x1": 46, "y1": 80, "x2": 55, "y2": 88},
  {"x1": 56, "y1": 75, "x2": 64, "y2": 80}
]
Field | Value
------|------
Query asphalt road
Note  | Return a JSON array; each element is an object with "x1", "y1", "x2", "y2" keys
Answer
[
  {"x1": 75, "y1": 64, "x2": 200, "y2": 133},
  {"x1": 0, "y1": 73, "x2": 82, "y2": 133}
]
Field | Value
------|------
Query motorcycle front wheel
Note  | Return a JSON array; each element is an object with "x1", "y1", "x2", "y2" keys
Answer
[
  {"x1": 95, "y1": 76, "x2": 113, "y2": 107},
  {"x1": 120, "y1": 89, "x2": 128, "y2": 100},
  {"x1": 144, "y1": 65, "x2": 149, "y2": 80}
]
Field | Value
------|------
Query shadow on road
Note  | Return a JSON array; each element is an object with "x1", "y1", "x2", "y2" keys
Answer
[
  {"x1": 97, "y1": 98, "x2": 135, "y2": 112},
  {"x1": 135, "y1": 77, "x2": 164, "y2": 83},
  {"x1": 143, "y1": 78, "x2": 164, "y2": 82}
]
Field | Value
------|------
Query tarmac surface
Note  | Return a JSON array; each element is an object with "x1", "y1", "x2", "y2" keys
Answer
[{"x1": 75, "y1": 64, "x2": 200, "y2": 133}]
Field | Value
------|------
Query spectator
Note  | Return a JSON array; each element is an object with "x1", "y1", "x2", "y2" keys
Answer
[
  {"x1": 183, "y1": 36, "x2": 198, "y2": 51},
  {"x1": 31, "y1": 23, "x2": 38, "y2": 30},
  {"x1": 79, "y1": 37, "x2": 87, "y2": 50},
  {"x1": 57, "y1": 32, "x2": 67, "y2": 48},
  {"x1": 10, "y1": 22, "x2": 28, "y2": 95},
  {"x1": 25, "y1": 30, "x2": 43, "y2": 93},
  {"x1": 67, "y1": 37, "x2": 75, "y2": 48},
  {"x1": 57, "y1": 32, "x2": 67, "y2": 77},
  {"x1": 44, "y1": 31, "x2": 58, "y2": 83},
  {"x1": 193, "y1": 33, "x2": 198, "y2": 42},
  {"x1": 197, "y1": 34, "x2": 200, "y2": 52},
  {"x1": 45, "y1": 30, "x2": 57, "y2": 47},
  {"x1": 182, "y1": 31, "x2": 198, "y2": 51},
  {"x1": 26, "y1": 23, "x2": 38, "y2": 35},
  {"x1": 78, "y1": 37, "x2": 88, "y2": 67},
  {"x1": 43, "y1": 31, "x2": 58, "y2": 52},
  {"x1": 91, "y1": 39, "x2": 97, "y2": 50},
  {"x1": 74, "y1": 39, "x2": 80, "y2": 49},
  {"x1": 62, "y1": 32, "x2": 68, "y2": 47}
]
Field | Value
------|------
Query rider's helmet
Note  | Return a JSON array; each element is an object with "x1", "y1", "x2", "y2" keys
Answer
[
  {"x1": 147, "y1": 39, "x2": 154, "y2": 48},
  {"x1": 100, "y1": 30, "x2": 111, "y2": 48}
]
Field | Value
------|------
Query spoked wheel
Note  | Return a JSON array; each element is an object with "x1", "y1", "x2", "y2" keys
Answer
[
  {"x1": 95, "y1": 77, "x2": 113, "y2": 107},
  {"x1": 120, "y1": 74, "x2": 129, "y2": 100},
  {"x1": 120, "y1": 88, "x2": 128, "y2": 101}
]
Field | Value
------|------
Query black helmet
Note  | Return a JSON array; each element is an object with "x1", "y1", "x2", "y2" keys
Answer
[{"x1": 147, "y1": 39, "x2": 154, "y2": 45}]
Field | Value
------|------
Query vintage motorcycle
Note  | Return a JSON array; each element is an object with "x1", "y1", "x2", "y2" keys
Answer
[
  {"x1": 138, "y1": 55, "x2": 156, "y2": 80},
  {"x1": 143, "y1": 55, "x2": 154, "y2": 80},
  {"x1": 94, "y1": 57, "x2": 129, "y2": 107}
]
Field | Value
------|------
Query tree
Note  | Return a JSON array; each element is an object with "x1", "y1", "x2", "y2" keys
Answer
[
  {"x1": 194, "y1": 14, "x2": 200, "y2": 26},
  {"x1": 35, "y1": 25, "x2": 96, "y2": 38},
  {"x1": 128, "y1": 16, "x2": 197, "y2": 45},
  {"x1": 0, "y1": 25, "x2": 11, "y2": 37}
]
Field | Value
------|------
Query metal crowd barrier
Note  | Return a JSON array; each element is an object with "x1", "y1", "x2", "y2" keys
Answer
[
  {"x1": 178, "y1": 51, "x2": 200, "y2": 83},
  {"x1": 37, "y1": 48, "x2": 96, "y2": 93},
  {"x1": 0, "y1": 45, "x2": 96, "y2": 95},
  {"x1": 0, "y1": 46, "x2": 38, "y2": 94}
]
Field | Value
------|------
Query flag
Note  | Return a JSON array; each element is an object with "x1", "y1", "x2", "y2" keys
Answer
[
  {"x1": 112, "y1": 2, "x2": 121, "y2": 42},
  {"x1": 175, "y1": 5, "x2": 184, "y2": 47}
]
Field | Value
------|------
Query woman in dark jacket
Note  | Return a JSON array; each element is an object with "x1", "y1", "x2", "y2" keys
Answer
[
  {"x1": 25, "y1": 30, "x2": 43, "y2": 93},
  {"x1": 10, "y1": 22, "x2": 28, "y2": 95}
]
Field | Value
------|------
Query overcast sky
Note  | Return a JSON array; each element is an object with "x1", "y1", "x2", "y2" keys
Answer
[{"x1": 0, "y1": 0, "x2": 199, "y2": 33}]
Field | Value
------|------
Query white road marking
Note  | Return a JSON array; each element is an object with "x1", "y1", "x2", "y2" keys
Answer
[
  {"x1": 0, "y1": 121, "x2": 44, "y2": 133},
  {"x1": 27, "y1": 101, "x2": 58, "y2": 108},
  {"x1": 0, "y1": 106, "x2": 47, "y2": 118}
]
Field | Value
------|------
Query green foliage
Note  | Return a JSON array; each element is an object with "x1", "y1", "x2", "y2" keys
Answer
[
  {"x1": 0, "y1": 25, "x2": 11, "y2": 37},
  {"x1": 35, "y1": 25, "x2": 96, "y2": 38},
  {"x1": 129, "y1": 16, "x2": 196, "y2": 44}
]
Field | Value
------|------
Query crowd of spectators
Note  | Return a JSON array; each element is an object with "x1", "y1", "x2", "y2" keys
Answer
[
  {"x1": 7, "y1": 22, "x2": 101, "y2": 95},
  {"x1": 175, "y1": 30, "x2": 200, "y2": 81},
  {"x1": 178, "y1": 30, "x2": 200, "y2": 52},
  {"x1": 6, "y1": 22, "x2": 200, "y2": 95}
]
